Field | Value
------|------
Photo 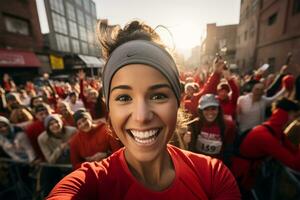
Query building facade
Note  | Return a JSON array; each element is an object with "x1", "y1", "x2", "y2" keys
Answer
[
  {"x1": 0, "y1": 0, "x2": 44, "y2": 83},
  {"x1": 43, "y1": 0, "x2": 102, "y2": 75},
  {"x1": 256, "y1": 0, "x2": 300, "y2": 74},
  {"x1": 201, "y1": 23, "x2": 238, "y2": 69},
  {"x1": 235, "y1": 0, "x2": 260, "y2": 74}
]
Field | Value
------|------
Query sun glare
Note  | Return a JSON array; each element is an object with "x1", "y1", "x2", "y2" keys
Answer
[{"x1": 157, "y1": 22, "x2": 204, "y2": 54}]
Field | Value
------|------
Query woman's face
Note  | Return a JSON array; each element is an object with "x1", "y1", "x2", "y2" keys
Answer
[
  {"x1": 48, "y1": 119, "x2": 62, "y2": 135},
  {"x1": 77, "y1": 117, "x2": 92, "y2": 133},
  {"x1": 109, "y1": 64, "x2": 178, "y2": 162},
  {"x1": 202, "y1": 106, "x2": 219, "y2": 122},
  {"x1": 0, "y1": 122, "x2": 9, "y2": 135}
]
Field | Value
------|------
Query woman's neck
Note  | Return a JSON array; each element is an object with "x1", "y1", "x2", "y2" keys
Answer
[{"x1": 125, "y1": 148, "x2": 175, "y2": 191}]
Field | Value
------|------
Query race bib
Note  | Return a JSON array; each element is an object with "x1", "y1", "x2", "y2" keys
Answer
[{"x1": 196, "y1": 132, "x2": 222, "y2": 155}]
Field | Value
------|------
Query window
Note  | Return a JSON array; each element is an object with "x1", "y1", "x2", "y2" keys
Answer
[
  {"x1": 250, "y1": 27, "x2": 255, "y2": 38},
  {"x1": 66, "y1": 2, "x2": 76, "y2": 20},
  {"x1": 268, "y1": 13, "x2": 277, "y2": 26},
  {"x1": 244, "y1": 30, "x2": 248, "y2": 41},
  {"x1": 68, "y1": 21, "x2": 78, "y2": 38},
  {"x1": 91, "y1": 1, "x2": 97, "y2": 16},
  {"x1": 75, "y1": 0, "x2": 82, "y2": 6},
  {"x1": 85, "y1": 15, "x2": 92, "y2": 30},
  {"x1": 79, "y1": 25, "x2": 87, "y2": 41},
  {"x1": 56, "y1": 34, "x2": 70, "y2": 52},
  {"x1": 77, "y1": 9, "x2": 85, "y2": 26},
  {"x1": 87, "y1": 30, "x2": 94, "y2": 44},
  {"x1": 84, "y1": 0, "x2": 90, "y2": 12},
  {"x1": 246, "y1": 6, "x2": 250, "y2": 18},
  {"x1": 89, "y1": 44, "x2": 95, "y2": 55},
  {"x1": 49, "y1": 0, "x2": 65, "y2": 15},
  {"x1": 52, "y1": 13, "x2": 68, "y2": 34},
  {"x1": 81, "y1": 42, "x2": 88, "y2": 54},
  {"x1": 4, "y1": 15, "x2": 30, "y2": 35},
  {"x1": 71, "y1": 39, "x2": 80, "y2": 53},
  {"x1": 293, "y1": 0, "x2": 300, "y2": 14}
]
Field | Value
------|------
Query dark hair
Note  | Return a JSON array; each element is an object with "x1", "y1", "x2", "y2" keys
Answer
[
  {"x1": 295, "y1": 75, "x2": 300, "y2": 102},
  {"x1": 243, "y1": 79, "x2": 261, "y2": 93},
  {"x1": 273, "y1": 98, "x2": 300, "y2": 112},
  {"x1": 189, "y1": 106, "x2": 226, "y2": 151},
  {"x1": 94, "y1": 87, "x2": 107, "y2": 119},
  {"x1": 30, "y1": 95, "x2": 44, "y2": 108},
  {"x1": 33, "y1": 103, "x2": 50, "y2": 114},
  {"x1": 97, "y1": 20, "x2": 165, "y2": 59}
]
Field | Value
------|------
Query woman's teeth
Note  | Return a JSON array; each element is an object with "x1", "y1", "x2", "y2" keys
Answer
[{"x1": 129, "y1": 129, "x2": 160, "y2": 145}]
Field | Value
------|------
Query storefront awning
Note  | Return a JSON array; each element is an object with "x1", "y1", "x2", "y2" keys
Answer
[
  {"x1": 0, "y1": 49, "x2": 41, "y2": 67},
  {"x1": 78, "y1": 54, "x2": 105, "y2": 68}
]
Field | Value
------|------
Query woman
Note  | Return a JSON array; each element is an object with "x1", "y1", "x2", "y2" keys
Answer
[
  {"x1": 188, "y1": 94, "x2": 237, "y2": 164},
  {"x1": 69, "y1": 109, "x2": 122, "y2": 169},
  {"x1": 0, "y1": 116, "x2": 35, "y2": 162},
  {"x1": 47, "y1": 21, "x2": 240, "y2": 199},
  {"x1": 38, "y1": 114, "x2": 76, "y2": 164}
]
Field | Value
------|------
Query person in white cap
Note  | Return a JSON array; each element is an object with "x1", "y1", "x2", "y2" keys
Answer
[
  {"x1": 188, "y1": 94, "x2": 237, "y2": 164},
  {"x1": 0, "y1": 116, "x2": 35, "y2": 162}
]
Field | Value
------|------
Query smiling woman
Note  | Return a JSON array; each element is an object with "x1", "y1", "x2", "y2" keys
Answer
[{"x1": 47, "y1": 20, "x2": 241, "y2": 200}]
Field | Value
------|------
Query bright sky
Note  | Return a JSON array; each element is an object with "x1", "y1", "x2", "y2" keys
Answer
[
  {"x1": 96, "y1": 0, "x2": 240, "y2": 56},
  {"x1": 36, "y1": 0, "x2": 240, "y2": 57}
]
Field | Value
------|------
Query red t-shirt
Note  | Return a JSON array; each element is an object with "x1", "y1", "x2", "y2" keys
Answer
[
  {"x1": 231, "y1": 109, "x2": 300, "y2": 190},
  {"x1": 25, "y1": 120, "x2": 45, "y2": 160},
  {"x1": 70, "y1": 123, "x2": 122, "y2": 169},
  {"x1": 48, "y1": 145, "x2": 240, "y2": 200}
]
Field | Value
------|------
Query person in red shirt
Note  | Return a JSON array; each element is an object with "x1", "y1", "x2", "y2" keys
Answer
[
  {"x1": 231, "y1": 98, "x2": 300, "y2": 194},
  {"x1": 69, "y1": 109, "x2": 122, "y2": 169},
  {"x1": 25, "y1": 103, "x2": 51, "y2": 160},
  {"x1": 56, "y1": 100, "x2": 75, "y2": 127},
  {"x1": 183, "y1": 60, "x2": 224, "y2": 117},
  {"x1": 217, "y1": 70, "x2": 239, "y2": 121},
  {"x1": 47, "y1": 20, "x2": 240, "y2": 200},
  {"x1": 188, "y1": 94, "x2": 237, "y2": 165}
]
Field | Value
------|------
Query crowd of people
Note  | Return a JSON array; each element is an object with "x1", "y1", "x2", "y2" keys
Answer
[{"x1": 0, "y1": 20, "x2": 300, "y2": 199}]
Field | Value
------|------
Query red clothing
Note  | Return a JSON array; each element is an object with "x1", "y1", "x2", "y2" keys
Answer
[
  {"x1": 183, "y1": 72, "x2": 221, "y2": 117},
  {"x1": 218, "y1": 78, "x2": 239, "y2": 120},
  {"x1": 70, "y1": 123, "x2": 122, "y2": 169},
  {"x1": 62, "y1": 114, "x2": 75, "y2": 127},
  {"x1": 189, "y1": 118, "x2": 237, "y2": 160},
  {"x1": 25, "y1": 120, "x2": 45, "y2": 160},
  {"x1": 47, "y1": 145, "x2": 240, "y2": 200},
  {"x1": 231, "y1": 109, "x2": 300, "y2": 190},
  {"x1": 79, "y1": 79, "x2": 97, "y2": 119}
]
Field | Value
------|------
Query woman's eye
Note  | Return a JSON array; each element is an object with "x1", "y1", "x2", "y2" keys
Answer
[
  {"x1": 115, "y1": 95, "x2": 132, "y2": 102},
  {"x1": 151, "y1": 93, "x2": 168, "y2": 101}
]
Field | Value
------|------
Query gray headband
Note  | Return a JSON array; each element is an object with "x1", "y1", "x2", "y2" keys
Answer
[{"x1": 102, "y1": 40, "x2": 180, "y2": 109}]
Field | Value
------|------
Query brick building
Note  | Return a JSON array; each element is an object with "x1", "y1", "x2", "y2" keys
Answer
[
  {"x1": 256, "y1": 0, "x2": 300, "y2": 74},
  {"x1": 0, "y1": 0, "x2": 44, "y2": 83},
  {"x1": 201, "y1": 23, "x2": 238, "y2": 68},
  {"x1": 235, "y1": 0, "x2": 260, "y2": 73}
]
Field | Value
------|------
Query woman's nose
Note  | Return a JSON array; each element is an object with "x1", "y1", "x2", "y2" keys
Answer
[{"x1": 132, "y1": 99, "x2": 153, "y2": 123}]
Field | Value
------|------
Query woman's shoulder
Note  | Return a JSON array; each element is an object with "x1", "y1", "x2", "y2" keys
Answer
[
  {"x1": 64, "y1": 126, "x2": 77, "y2": 134},
  {"x1": 38, "y1": 130, "x2": 48, "y2": 142}
]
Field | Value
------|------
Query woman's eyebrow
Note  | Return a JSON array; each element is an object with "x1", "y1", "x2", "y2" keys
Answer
[
  {"x1": 149, "y1": 83, "x2": 171, "y2": 90},
  {"x1": 110, "y1": 83, "x2": 171, "y2": 92},
  {"x1": 111, "y1": 85, "x2": 132, "y2": 92}
]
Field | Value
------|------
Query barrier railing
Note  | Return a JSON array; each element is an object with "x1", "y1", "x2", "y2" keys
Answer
[
  {"x1": 0, "y1": 157, "x2": 72, "y2": 200},
  {"x1": 252, "y1": 160, "x2": 300, "y2": 200}
]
